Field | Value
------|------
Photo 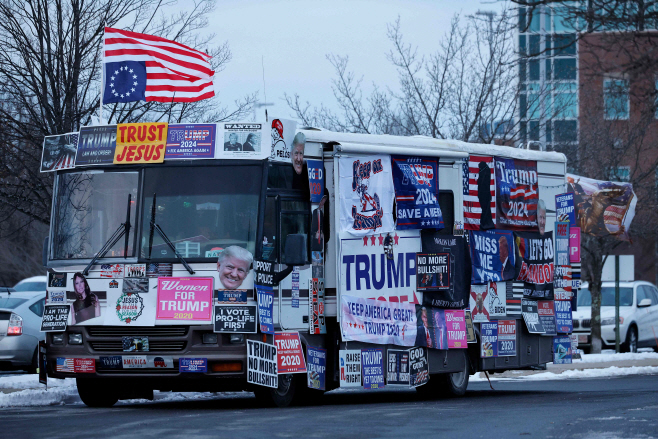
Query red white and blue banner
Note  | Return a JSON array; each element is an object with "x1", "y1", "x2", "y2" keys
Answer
[
  {"x1": 339, "y1": 155, "x2": 394, "y2": 235},
  {"x1": 495, "y1": 158, "x2": 539, "y2": 230},
  {"x1": 469, "y1": 230, "x2": 517, "y2": 284},
  {"x1": 515, "y1": 231, "x2": 555, "y2": 299},
  {"x1": 307, "y1": 159, "x2": 325, "y2": 203},
  {"x1": 391, "y1": 156, "x2": 443, "y2": 230},
  {"x1": 165, "y1": 124, "x2": 216, "y2": 159},
  {"x1": 340, "y1": 295, "x2": 417, "y2": 346},
  {"x1": 463, "y1": 156, "x2": 496, "y2": 230}
]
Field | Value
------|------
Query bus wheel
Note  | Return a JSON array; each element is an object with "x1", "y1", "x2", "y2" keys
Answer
[
  {"x1": 254, "y1": 373, "x2": 298, "y2": 408},
  {"x1": 76, "y1": 378, "x2": 119, "y2": 408}
]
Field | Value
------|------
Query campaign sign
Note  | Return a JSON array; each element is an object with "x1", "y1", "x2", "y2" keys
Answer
[
  {"x1": 214, "y1": 305, "x2": 257, "y2": 333},
  {"x1": 361, "y1": 348, "x2": 385, "y2": 389},
  {"x1": 538, "y1": 300, "x2": 557, "y2": 336},
  {"x1": 247, "y1": 340, "x2": 277, "y2": 388},
  {"x1": 469, "y1": 230, "x2": 516, "y2": 284},
  {"x1": 256, "y1": 285, "x2": 274, "y2": 334},
  {"x1": 497, "y1": 319, "x2": 517, "y2": 356},
  {"x1": 74, "y1": 358, "x2": 96, "y2": 373},
  {"x1": 555, "y1": 193, "x2": 575, "y2": 223},
  {"x1": 553, "y1": 336, "x2": 572, "y2": 364},
  {"x1": 420, "y1": 233, "x2": 471, "y2": 309},
  {"x1": 48, "y1": 272, "x2": 67, "y2": 288},
  {"x1": 469, "y1": 284, "x2": 489, "y2": 323},
  {"x1": 464, "y1": 310, "x2": 476, "y2": 343},
  {"x1": 469, "y1": 282, "x2": 506, "y2": 323},
  {"x1": 215, "y1": 290, "x2": 248, "y2": 304},
  {"x1": 392, "y1": 155, "x2": 443, "y2": 230},
  {"x1": 309, "y1": 278, "x2": 326, "y2": 335},
  {"x1": 415, "y1": 306, "x2": 449, "y2": 349},
  {"x1": 254, "y1": 260, "x2": 275, "y2": 287},
  {"x1": 306, "y1": 346, "x2": 327, "y2": 390},
  {"x1": 122, "y1": 356, "x2": 148, "y2": 369},
  {"x1": 522, "y1": 298, "x2": 546, "y2": 334},
  {"x1": 515, "y1": 231, "x2": 555, "y2": 299},
  {"x1": 409, "y1": 347, "x2": 430, "y2": 387},
  {"x1": 555, "y1": 222, "x2": 570, "y2": 266},
  {"x1": 445, "y1": 310, "x2": 467, "y2": 349},
  {"x1": 555, "y1": 300, "x2": 573, "y2": 333},
  {"x1": 165, "y1": 124, "x2": 216, "y2": 159},
  {"x1": 156, "y1": 277, "x2": 213, "y2": 322},
  {"x1": 179, "y1": 358, "x2": 207, "y2": 373},
  {"x1": 307, "y1": 159, "x2": 325, "y2": 203},
  {"x1": 291, "y1": 268, "x2": 300, "y2": 308},
  {"x1": 75, "y1": 125, "x2": 117, "y2": 166},
  {"x1": 275, "y1": 332, "x2": 307, "y2": 374},
  {"x1": 339, "y1": 350, "x2": 362, "y2": 388},
  {"x1": 480, "y1": 321, "x2": 498, "y2": 358},
  {"x1": 554, "y1": 266, "x2": 573, "y2": 300},
  {"x1": 341, "y1": 295, "x2": 417, "y2": 346},
  {"x1": 99, "y1": 356, "x2": 123, "y2": 370},
  {"x1": 41, "y1": 305, "x2": 70, "y2": 332},
  {"x1": 387, "y1": 349, "x2": 410, "y2": 386},
  {"x1": 570, "y1": 227, "x2": 581, "y2": 263},
  {"x1": 48, "y1": 291, "x2": 66, "y2": 304},
  {"x1": 494, "y1": 158, "x2": 539, "y2": 229},
  {"x1": 416, "y1": 253, "x2": 450, "y2": 291}
]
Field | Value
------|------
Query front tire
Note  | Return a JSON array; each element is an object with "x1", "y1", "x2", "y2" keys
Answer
[
  {"x1": 416, "y1": 353, "x2": 470, "y2": 398},
  {"x1": 254, "y1": 373, "x2": 312, "y2": 408},
  {"x1": 76, "y1": 378, "x2": 119, "y2": 408}
]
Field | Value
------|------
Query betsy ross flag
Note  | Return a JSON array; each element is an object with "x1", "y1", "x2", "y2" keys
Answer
[{"x1": 103, "y1": 27, "x2": 214, "y2": 104}]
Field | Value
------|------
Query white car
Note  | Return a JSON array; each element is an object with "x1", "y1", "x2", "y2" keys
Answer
[
  {"x1": 13, "y1": 276, "x2": 48, "y2": 292},
  {"x1": 572, "y1": 281, "x2": 658, "y2": 353}
]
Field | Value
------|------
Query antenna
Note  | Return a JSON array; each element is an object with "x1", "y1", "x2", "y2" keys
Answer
[{"x1": 253, "y1": 55, "x2": 274, "y2": 122}]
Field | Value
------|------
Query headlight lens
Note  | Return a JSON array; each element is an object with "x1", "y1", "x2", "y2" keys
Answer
[
  {"x1": 68, "y1": 333, "x2": 83, "y2": 345},
  {"x1": 601, "y1": 317, "x2": 623, "y2": 326}
]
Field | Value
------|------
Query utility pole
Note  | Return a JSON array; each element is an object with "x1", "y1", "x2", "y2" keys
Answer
[{"x1": 253, "y1": 102, "x2": 274, "y2": 123}]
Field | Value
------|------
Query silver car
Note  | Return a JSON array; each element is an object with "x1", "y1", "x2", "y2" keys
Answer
[{"x1": 0, "y1": 291, "x2": 46, "y2": 373}]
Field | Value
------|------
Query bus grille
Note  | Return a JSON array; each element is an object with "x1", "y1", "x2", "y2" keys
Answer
[
  {"x1": 89, "y1": 341, "x2": 187, "y2": 352},
  {"x1": 86, "y1": 326, "x2": 188, "y2": 337}
]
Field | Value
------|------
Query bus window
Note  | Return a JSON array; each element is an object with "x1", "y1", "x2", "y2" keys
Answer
[
  {"x1": 280, "y1": 199, "x2": 310, "y2": 263},
  {"x1": 260, "y1": 196, "x2": 278, "y2": 261}
]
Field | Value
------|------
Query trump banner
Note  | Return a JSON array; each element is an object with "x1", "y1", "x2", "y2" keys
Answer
[
  {"x1": 415, "y1": 306, "x2": 449, "y2": 350},
  {"x1": 495, "y1": 158, "x2": 539, "y2": 230},
  {"x1": 341, "y1": 295, "x2": 416, "y2": 346},
  {"x1": 469, "y1": 230, "x2": 516, "y2": 284},
  {"x1": 156, "y1": 277, "x2": 213, "y2": 322},
  {"x1": 515, "y1": 231, "x2": 555, "y2": 299},
  {"x1": 392, "y1": 156, "x2": 444, "y2": 230},
  {"x1": 463, "y1": 156, "x2": 496, "y2": 230},
  {"x1": 420, "y1": 232, "x2": 471, "y2": 309},
  {"x1": 165, "y1": 124, "x2": 216, "y2": 159}
]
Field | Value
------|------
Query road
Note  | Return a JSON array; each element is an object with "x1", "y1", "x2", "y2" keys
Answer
[{"x1": 3, "y1": 374, "x2": 658, "y2": 439}]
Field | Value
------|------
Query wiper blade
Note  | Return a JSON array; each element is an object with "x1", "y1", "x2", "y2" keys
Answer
[
  {"x1": 147, "y1": 193, "x2": 195, "y2": 275},
  {"x1": 83, "y1": 194, "x2": 132, "y2": 276}
]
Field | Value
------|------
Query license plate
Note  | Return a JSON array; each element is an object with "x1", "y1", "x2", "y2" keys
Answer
[
  {"x1": 122, "y1": 336, "x2": 149, "y2": 352},
  {"x1": 578, "y1": 334, "x2": 588, "y2": 344}
]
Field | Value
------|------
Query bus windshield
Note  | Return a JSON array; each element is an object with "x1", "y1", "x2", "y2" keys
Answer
[{"x1": 140, "y1": 165, "x2": 261, "y2": 260}]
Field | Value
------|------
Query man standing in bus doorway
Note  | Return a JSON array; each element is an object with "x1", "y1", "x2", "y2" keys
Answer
[{"x1": 217, "y1": 246, "x2": 253, "y2": 289}]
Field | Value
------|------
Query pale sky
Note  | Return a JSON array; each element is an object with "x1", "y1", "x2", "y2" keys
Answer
[{"x1": 184, "y1": 0, "x2": 508, "y2": 121}]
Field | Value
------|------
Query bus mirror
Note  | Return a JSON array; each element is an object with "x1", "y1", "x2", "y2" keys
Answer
[
  {"x1": 42, "y1": 237, "x2": 49, "y2": 267},
  {"x1": 283, "y1": 234, "x2": 307, "y2": 266}
]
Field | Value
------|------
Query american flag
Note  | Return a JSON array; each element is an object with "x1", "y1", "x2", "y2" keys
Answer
[
  {"x1": 103, "y1": 27, "x2": 214, "y2": 103},
  {"x1": 56, "y1": 357, "x2": 75, "y2": 373},
  {"x1": 413, "y1": 370, "x2": 429, "y2": 386},
  {"x1": 463, "y1": 156, "x2": 496, "y2": 230}
]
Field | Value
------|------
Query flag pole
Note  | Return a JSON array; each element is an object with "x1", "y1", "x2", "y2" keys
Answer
[{"x1": 99, "y1": 25, "x2": 106, "y2": 125}]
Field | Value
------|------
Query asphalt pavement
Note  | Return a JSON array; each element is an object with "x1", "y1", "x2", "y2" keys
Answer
[{"x1": 2, "y1": 373, "x2": 657, "y2": 439}]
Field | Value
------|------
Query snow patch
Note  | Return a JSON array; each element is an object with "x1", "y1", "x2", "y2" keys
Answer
[
  {"x1": 574, "y1": 352, "x2": 658, "y2": 364},
  {"x1": 470, "y1": 365, "x2": 658, "y2": 382}
]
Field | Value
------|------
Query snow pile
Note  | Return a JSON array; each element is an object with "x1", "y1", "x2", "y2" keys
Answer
[
  {"x1": 575, "y1": 352, "x2": 658, "y2": 363},
  {"x1": 471, "y1": 365, "x2": 658, "y2": 382},
  {"x1": 0, "y1": 374, "x2": 74, "y2": 390}
]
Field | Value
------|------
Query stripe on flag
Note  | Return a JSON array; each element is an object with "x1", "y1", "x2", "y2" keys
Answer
[{"x1": 463, "y1": 155, "x2": 496, "y2": 230}]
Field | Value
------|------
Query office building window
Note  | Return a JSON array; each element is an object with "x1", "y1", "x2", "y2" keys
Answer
[
  {"x1": 606, "y1": 166, "x2": 631, "y2": 182},
  {"x1": 554, "y1": 58, "x2": 577, "y2": 80},
  {"x1": 604, "y1": 78, "x2": 630, "y2": 120}
]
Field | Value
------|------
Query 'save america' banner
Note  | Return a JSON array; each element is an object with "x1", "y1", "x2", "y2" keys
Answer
[
  {"x1": 391, "y1": 156, "x2": 443, "y2": 230},
  {"x1": 495, "y1": 158, "x2": 539, "y2": 229}
]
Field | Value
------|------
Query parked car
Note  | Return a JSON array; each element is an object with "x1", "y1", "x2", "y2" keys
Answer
[
  {"x1": 13, "y1": 276, "x2": 48, "y2": 292},
  {"x1": 572, "y1": 281, "x2": 658, "y2": 353},
  {"x1": 0, "y1": 291, "x2": 46, "y2": 372}
]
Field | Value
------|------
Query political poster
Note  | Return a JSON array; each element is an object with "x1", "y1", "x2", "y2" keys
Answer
[
  {"x1": 555, "y1": 222, "x2": 570, "y2": 266},
  {"x1": 309, "y1": 278, "x2": 326, "y2": 335},
  {"x1": 256, "y1": 284, "x2": 274, "y2": 334},
  {"x1": 567, "y1": 174, "x2": 637, "y2": 241},
  {"x1": 307, "y1": 346, "x2": 327, "y2": 390},
  {"x1": 146, "y1": 262, "x2": 173, "y2": 278},
  {"x1": 247, "y1": 340, "x2": 277, "y2": 388},
  {"x1": 495, "y1": 158, "x2": 539, "y2": 229},
  {"x1": 463, "y1": 155, "x2": 496, "y2": 230},
  {"x1": 221, "y1": 123, "x2": 264, "y2": 157},
  {"x1": 464, "y1": 310, "x2": 476, "y2": 343},
  {"x1": 122, "y1": 277, "x2": 148, "y2": 294},
  {"x1": 469, "y1": 284, "x2": 489, "y2": 323},
  {"x1": 100, "y1": 264, "x2": 124, "y2": 278},
  {"x1": 555, "y1": 300, "x2": 573, "y2": 333},
  {"x1": 114, "y1": 122, "x2": 167, "y2": 164},
  {"x1": 387, "y1": 349, "x2": 410, "y2": 386},
  {"x1": 538, "y1": 300, "x2": 557, "y2": 336},
  {"x1": 41, "y1": 133, "x2": 78, "y2": 172},
  {"x1": 40, "y1": 305, "x2": 70, "y2": 332},
  {"x1": 75, "y1": 125, "x2": 117, "y2": 166},
  {"x1": 409, "y1": 347, "x2": 430, "y2": 387},
  {"x1": 415, "y1": 306, "x2": 449, "y2": 349},
  {"x1": 416, "y1": 253, "x2": 450, "y2": 291},
  {"x1": 515, "y1": 231, "x2": 555, "y2": 299},
  {"x1": 307, "y1": 159, "x2": 325, "y2": 203},
  {"x1": 291, "y1": 267, "x2": 300, "y2": 308},
  {"x1": 522, "y1": 298, "x2": 546, "y2": 334},
  {"x1": 339, "y1": 155, "x2": 395, "y2": 235},
  {"x1": 469, "y1": 282, "x2": 506, "y2": 323},
  {"x1": 553, "y1": 336, "x2": 572, "y2": 364},
  {"x1": 48, "y1": 272, "x2": 67, "y2": 288},
  {"x1": 275, "y1": 332, "x2": 307, "y2": 374},
  {"x1": 341, "y1": 295, "x2": 417, "y2": 346},
  {"x1": 125, "y1": 264, "x2": 146, "y2": 278},
  {"x1": 165, "y1": 124, "x2": 216, "y2": 159},
  {"x1": 554, "y1": 265, "x2": 572, "y2": 301},
  {"x1": 445, "y1": 310, "x2": 467, "y2": 349},
  {"x1": 570, "y1": 227, "x2": 581, "y2": 263},
  {"x1": 420, "y1": 233, "x2": 471, "y2": 309},
  {"x1": 156, "y1": 277, "x2": 213, "y2": 322},
  {"x1": 215, "y1": 290, "x2": 248, "y2": 304},
  {"x1": 391, "y1": 155, "x2": 443, "y2": 230},
  {"x1": 339, "y1": 350, "x2": 362, "y2": 388},
  {"x1": 555, "y1": 193, "x2": 576, "y2": 223},
  {"x1": 469, "y1": 230, "x2": 516, "y2": 284},
  {"x1": 47, "y1": 290, "x2": 66, "y2": 304},
  {"x1": 214, "y1": 305, "x2": 257, "y2": 333},
  {"x1": 361, "y1": 348, "x2": 385, "y2": 390},
  {"x1": 480, "y1": 321, "x2": 498, "y2": 358},
  {"x1": 269, "y1": 118, "x2": 297, "y2": 163},
  {"x1": 105, "y1": 290, "x2": 157, "y2": 326},
  {"x1": 180, "y1": 358, "x2": 208, "y2": 373},
  {"x1": 497, "y1": 319, "x2": 517, "y2": 356}
]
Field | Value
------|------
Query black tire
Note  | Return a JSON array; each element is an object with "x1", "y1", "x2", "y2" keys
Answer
[
  {"x1": 622, "y1": 326, "x2": 638, "y2": 353},
  {"x1": 416, "y1": 353, "x2": 470, "y2": 398},
  {"x1": 253, "y1": 373, "x2": 314, "y2": 408},
  {"x1": 76, "y1": 378, "x2": 119, "y2": 408},
  {"x1": 25, "y1": 348, "x2": 38, "y2": 374}
]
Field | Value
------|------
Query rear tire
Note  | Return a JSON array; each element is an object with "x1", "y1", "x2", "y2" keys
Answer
[{"x1": 76, "y1": 378, "x2": 119, "y2": 408}]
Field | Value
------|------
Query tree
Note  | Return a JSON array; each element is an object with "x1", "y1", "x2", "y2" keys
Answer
[{"x1": 0, "y1": 0, "x2": 256, "y2": 284}]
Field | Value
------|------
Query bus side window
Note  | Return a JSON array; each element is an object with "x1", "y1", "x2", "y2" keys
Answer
[
  {"x1": 280, "y1": 200, "x2": 310, "y2": 263},
  {"x1": 261, "y1": 197, "x2": 278, "y2": 261}
]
